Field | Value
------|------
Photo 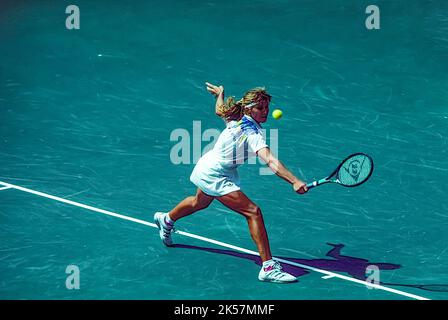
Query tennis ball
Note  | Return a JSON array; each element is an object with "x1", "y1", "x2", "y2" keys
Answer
[{"x1": 272, "y1": 109, "x2": 283, "y2": 120}]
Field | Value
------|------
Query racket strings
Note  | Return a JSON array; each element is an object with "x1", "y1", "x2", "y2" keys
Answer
[{"x1": 337, "y1": 154, "x2": 373, "y2": 186}]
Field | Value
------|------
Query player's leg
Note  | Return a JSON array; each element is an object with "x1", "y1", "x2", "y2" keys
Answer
[
  {"x1": 216, "y1": 190, "x2": 297, "y2": 283},
  {"x1": 154, "y1": 188, "x2": 214, "y2": 246}
]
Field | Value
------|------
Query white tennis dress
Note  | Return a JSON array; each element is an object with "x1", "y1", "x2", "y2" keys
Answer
[{"x1": 190, "y1": 115, "x2": 268, "y2": 196}]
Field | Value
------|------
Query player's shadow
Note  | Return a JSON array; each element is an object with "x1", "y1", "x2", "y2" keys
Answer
[
  {"x1": 173, "y1": 242, "x2": 397, "y2": 279},
  {"x1": 172, "y1": 242, "x2": 448, "y2": 292}
]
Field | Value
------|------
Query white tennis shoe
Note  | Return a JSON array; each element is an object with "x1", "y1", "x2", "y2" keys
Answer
[
  {"x1": 258, "y1": 261, "x2": 297, "y2": 283},
  {"x1": 154, "y1": 212, "x2": 174, "y2": 246}
]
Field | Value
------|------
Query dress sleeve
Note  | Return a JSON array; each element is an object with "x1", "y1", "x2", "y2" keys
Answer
[{"x1": 246, "y1": 132, "x2": 268, "y2": 154}]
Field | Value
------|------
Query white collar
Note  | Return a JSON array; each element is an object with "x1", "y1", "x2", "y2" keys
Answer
[{"x1": 244, "y1": 115, "x2": 263, "y2": 130}]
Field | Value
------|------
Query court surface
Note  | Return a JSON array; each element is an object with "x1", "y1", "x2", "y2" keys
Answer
[{"x1": 1, "y1": 0, "x2": 447, "y2": 299}]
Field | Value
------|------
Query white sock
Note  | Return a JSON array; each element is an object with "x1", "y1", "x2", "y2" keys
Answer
[
  {"x1": 164, "y1": 213, "x2": 174, "y2": 226},
  {"x1": 262, "y1": 259, "x2": 274, "y2": 267}
]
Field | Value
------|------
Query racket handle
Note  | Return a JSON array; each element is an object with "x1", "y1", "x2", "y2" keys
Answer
[{"x1": 306, "y1": 181, "x2": 318, "y2": 189}]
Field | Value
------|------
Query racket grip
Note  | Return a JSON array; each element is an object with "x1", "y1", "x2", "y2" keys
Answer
[{"x1": 306, "y1": 181, "x2": 318, "y2": 189}]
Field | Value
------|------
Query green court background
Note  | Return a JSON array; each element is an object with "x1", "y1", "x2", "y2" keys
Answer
[{"x1": 0, "y1": 0, "x2": 447, "y2": 299}]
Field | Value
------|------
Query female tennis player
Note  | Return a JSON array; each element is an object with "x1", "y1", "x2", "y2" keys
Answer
[{"x1": 155, "y1": 82, "x2": 308, "y2": 283}]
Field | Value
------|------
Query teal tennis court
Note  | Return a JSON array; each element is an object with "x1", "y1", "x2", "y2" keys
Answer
[{"x1": 1, "y1": 0, "x2": 447, "y2": 300}]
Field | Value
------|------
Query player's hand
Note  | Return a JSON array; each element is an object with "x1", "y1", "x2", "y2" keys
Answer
[
  {"x1": 205, "y1": 82, "x2": 224, "y2": 98},
  {"x1": 293, "y1": 180, "x2": 308, "y2": 194}
]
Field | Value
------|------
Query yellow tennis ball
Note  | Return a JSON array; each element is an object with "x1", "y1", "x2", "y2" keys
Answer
[{"x1": 272, "y1": 109, "x2": 283, "y2": 119}]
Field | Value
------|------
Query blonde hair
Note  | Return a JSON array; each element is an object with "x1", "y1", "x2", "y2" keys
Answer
[{"x1": 217, "y1": 87, "x2": 271, "y2": 121}]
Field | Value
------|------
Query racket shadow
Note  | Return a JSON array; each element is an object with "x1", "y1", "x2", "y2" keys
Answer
[{"x1": 172, "y1": 243, "x2": 448, "y2": 292}]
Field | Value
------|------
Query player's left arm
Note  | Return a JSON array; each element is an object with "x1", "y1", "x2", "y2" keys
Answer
[{"x1": 205, "y1": 82, "x2": 225, "y2": 117}]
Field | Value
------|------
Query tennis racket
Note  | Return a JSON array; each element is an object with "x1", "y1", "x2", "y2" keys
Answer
[{"x1": 306, "y1": 153, "x2": 374, "y2": 190}]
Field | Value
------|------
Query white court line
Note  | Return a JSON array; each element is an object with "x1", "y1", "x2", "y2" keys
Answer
[
  {"x1": 0, "y1": 186, "x2": 12, "y2": 191},
  {"x1": 0, "y1": 180, "x2": 430, "y2": 300}
]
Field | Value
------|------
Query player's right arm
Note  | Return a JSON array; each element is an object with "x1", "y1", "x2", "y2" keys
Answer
[{"x1": 257, "y1": 147, "x2": 308, "y2": 194}]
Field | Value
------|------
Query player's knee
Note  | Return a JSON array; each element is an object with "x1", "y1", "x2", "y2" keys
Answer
[
  {"x1": 192, "y1": 197, "x2": 210, "y2": 210},
  {"x1": 246, "y1": 205, "x2": 262, "y2": 219}
]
